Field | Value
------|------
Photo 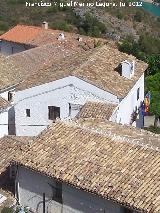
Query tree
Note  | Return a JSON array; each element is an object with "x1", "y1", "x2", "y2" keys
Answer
[
  {"x1": 145, "y1": 55, "x2": 160, "y2": 76},
  {"x1": 145, "y1": 73, "x2": 160, "y2": 127}
]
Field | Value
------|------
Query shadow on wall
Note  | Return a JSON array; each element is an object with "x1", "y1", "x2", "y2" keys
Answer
[{"x1": 8, "y1": 107, "x2": 16, "y2": 135}]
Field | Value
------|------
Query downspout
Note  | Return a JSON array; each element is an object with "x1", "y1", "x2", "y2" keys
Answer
[{"x1": 15, "y1": 165, "x2": 20, "y2": 204}]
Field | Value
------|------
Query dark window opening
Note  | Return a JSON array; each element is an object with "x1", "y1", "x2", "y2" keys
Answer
[
  {"x1": 124, "y1": 207, "x2": 133, "y2": 213},
  {"x1": 8, "y1": 91, "x2": 13, "y2": 101},
  {"x1": 137, "y1": 88, "x2": 140, "y2": 100},
  {"x1": 48, "y1": 181, "x2": 62, "y2": 204},
  {"x1": 26, "y1": 109, "x2": 30, "y2": 117},
  {"x1": 54, "y1": 182, "x2": 62, "y2": 203},
  {"x1": 69, "y1": 103, "x2": 71, "y2": 117},
  {"x1": 115, "y1": 63, "x2": 122, "y2": 76},
  {"x1": 48, "y1": 106, "x2": 60, "y2": 120},
  {"x1": 11, "y1": 47, "x2": 14, "y2": 54}
]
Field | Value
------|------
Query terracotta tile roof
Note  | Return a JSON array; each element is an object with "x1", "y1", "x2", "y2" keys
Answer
[
  {"x1": 0, "y1": 136, "x2": 33, "y2": 175},
  {"x1": 77, "y1": 101, "x2": 117, "y2": 120},
  {"x1": 9, "y1": 43, "x2": 87, "y2": 75},
  {"x1": 76, "y1": 118, "x2": 160, "y2": 150},
  {"x1": 15, "y1": 120, "x2": 160, "y2": 213},
  {"x1": 16, "y1": 45, "x2": 148, "y2": 98},
  {"x1": 0, "y1": 97, "x2": 10, "y2": 110},
  {"x1": 0, "y1": 56, "x2": 25, "y2": 91},
  {"x1": 0, "y1": 25, "x2": 42, "y2": 45},
  {"x1": 0, "y1": 42, "x2": 89, "y2": 91},
  {"x1": 0, "y1": 24, "x2": 106, "y2": 47}
]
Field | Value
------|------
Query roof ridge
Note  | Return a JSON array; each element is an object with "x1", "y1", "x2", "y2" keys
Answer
[{"x1": 59, "y1": 120, "x2": 160, "y2": 152}]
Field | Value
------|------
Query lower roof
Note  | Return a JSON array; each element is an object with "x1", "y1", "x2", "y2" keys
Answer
[
  {"x1": 0, "y1": 136, "x2": 33, "y2": 174},
  {"x1": 77, "y1": 101, "x2": 117, "y2": 120},
  {"x1": 0, "y1": 97, "x2": 10, "y2": 110},
  {"x1": 15, "y1": 120, "x2": 160, "y2": 213}
]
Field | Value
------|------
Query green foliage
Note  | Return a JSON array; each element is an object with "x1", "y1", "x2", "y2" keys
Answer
[
  {"x1": 78, "y1": 13, "x2": 107, "y2": 37},
  {"x1": 133, "y1": 10, "x2": 142, "y2": 22},
  {"x1": 146, "y1": 55, "x2": 160, "y2": 76},
  {"x1": 0, "y1": 22, "x2": 9, "y2": 31},
  {"x1": 139, "y1": 35, "x2": 160, "y2": 55},
  {"x1": 145, "y1": 73, "x2": 160, "y2": 118},
  {"x1": 116, "y1": 12, "x2": 124, "y2": 20},
  {"x1": 118, "y1": 36, "x2": 146, "y2": 60},
  {"x1": 8, "y1": 0, "x2": 32, "y2": 4},
  {"x1": 50, "y1": 21, "x2": 71, "y2": 31},
  {"x1": 1, "y1": 207, "x2": 13, "y2": 213},
  {"x1": 144, "y1": 125, "x2": 160, "y2": 134}
]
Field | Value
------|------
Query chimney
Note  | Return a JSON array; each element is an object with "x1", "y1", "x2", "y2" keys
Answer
[
  {"x1": 42, "y1": 21, "x2": 48, "y2": 30},
  {"x1": 78, "y1": 36, "x2": 82, "y2": 42},
  {"x1": 131, "y1": 60, "x2": 135, "y2": 77},
  {"x1": 121, "y1": 60, "x2": 135, "y2": 79},
  {"x1": 58, "y1": 33, "x2": 65, "y2": 40}
]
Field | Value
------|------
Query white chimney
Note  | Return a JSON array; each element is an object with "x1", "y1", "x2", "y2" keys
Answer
[
  {"x1": 130, "y1": 60, "x2": 135, "y2": 77},
  {"x1": 58, "y1": 33, "x2": 65, "y2": 40},
  {"x1": 42, "y1": 21, "x2": 48, "y2": 30},
  {"x1": 78, "y1": 36, "x2": 82, "y2": 42},
  {"x1": 121, "y1": 60, "x2": 135, "y2": 79}
]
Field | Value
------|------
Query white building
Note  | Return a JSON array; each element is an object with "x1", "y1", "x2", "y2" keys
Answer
[
  {"x1": 11, "y1": 45, "x2": 147, "y2": 136},
  {"x1": 0, "y1": 97, "x2": 11, "y2": 138},
  {"x1": 0, "y1": 26, "x2": 147, "y2": 137}
]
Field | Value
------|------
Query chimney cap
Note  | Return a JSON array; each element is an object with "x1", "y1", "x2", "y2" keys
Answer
[{"x1": 42, "y1": 21, "x2": 48, "y2": 30}]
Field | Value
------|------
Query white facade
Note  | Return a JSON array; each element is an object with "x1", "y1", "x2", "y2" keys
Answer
[
  {"x1": 0, "y1": 71, "x2": 145, "y2": 137},
  {"x1": 16, "y1": 166, "x2": 138, "y2": 213},
  {"x1": 14, "y1": 76, "x2": 119, "y2": 136},
  {"x1": 115, "y1": 73, "x2": 144, "y2": 127},
  {"x1": 0, "y1": 40, "x2": 31, "y2": 55},
  {"x1": 0, "y1": 110, "x2": 8, "y2": 138}
]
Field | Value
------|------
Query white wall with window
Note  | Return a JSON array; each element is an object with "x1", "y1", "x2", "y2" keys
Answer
[
  {"x1": 16, "y1": 166, "x2": 137, "y2": 213},
  {"x1": 14, "y1": 76, "x2": 118, "y2": 136},
  {"x1": 116, "y1": 73, "x2": 144, "y2": 128}
]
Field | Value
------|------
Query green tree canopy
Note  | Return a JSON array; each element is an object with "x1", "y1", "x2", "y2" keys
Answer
[{"x1": 145, "y1": 72, "x2": 160, "y2": 126}]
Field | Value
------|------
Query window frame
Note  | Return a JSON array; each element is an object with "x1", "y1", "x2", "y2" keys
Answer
[
  {"x1": 137, "y1": 87, "x2": 140, "y2": 100},
  {"x1": 48, "y1": 106, "x2": 60, "y2": 120},
  {"x1": 26, "y1": 109, "x2": 31, "y2": 117}
]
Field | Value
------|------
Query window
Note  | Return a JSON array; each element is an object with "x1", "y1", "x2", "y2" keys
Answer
[
  {"x1": 48, "y1": 181, "x2": 62, "y2": 204},
  {"x1": 48, "y1": 106, "x2": 60, "y2": 120},
  {"x1": 54, "y1": 182, "x2": 62, "y2": 203},
  {"x1": 8, "y1": 91, "x2": 13, "y2": 101},
  {"x1": 69, "y1": 103, "x2": 71, "y2": 117},
  {"x1": 137, "y1": 88, "x2": 140, "y2": 100},
  {"x1": 123, "y1": 207, "x2": 133, "y2": 213},
  {"x1": 11, "y1": 47, "x2": 14, "y2": 54},
  {"x1": 26, "y1": 109, "x2": 30, "y2": 117}
]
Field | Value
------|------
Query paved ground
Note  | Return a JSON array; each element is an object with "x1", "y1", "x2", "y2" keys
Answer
[{"x1": 144, "y1": 115, "x2": 160, "y2": 127}]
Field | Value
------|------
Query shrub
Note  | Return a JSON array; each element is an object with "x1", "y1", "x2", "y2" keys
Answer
[
  {"x1": 1, "y1": 207, "x2": 13, "y2": 213},
  {"x1": 50, "y1": 21, "x2": 71, "y2": 31}
]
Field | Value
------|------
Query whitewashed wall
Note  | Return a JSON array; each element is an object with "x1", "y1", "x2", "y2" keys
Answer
[
  {"x1": 0, "y1": 40, "x2": 30, "y2": 55},
  {"x1": 14, "y1": 76, "x2": 119, "y2": 136},
  {"x1": 0, "y1": 110, "x2": 8, "y2": 138},
  {"x1": 17, "y1": 166, "x2": 129, "y2": 213},
  {"x1": 116, "y1": 74, "x2": 144, "y2": 127}
]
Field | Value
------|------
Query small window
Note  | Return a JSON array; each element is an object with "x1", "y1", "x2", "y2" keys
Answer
[
  {"x1": 54, "y1": 182, "x2": 62, "y2": 203},
  {"x1": 123, "y1": 207, "x2": 133, "y2": 213},
  {"x1": 48, "y1": 181, "x2": 62, "y2": 204},
  {"x1": 48, "y1": 106, "x2": 60, "y2": 120},
  {"x1": 26, "y1": 109, "x2": 30, "y2": 117},
  {"x1": 8, "y1": 91, "x2": 13, "y2": 101},
  {"x1": 11, "y1": 47, "x2": 14, "y2": 54},
  {"x1": 69, "y1": 103, "x2": 71, "y2": 117},
  {"x1": 137, "y1": 88, "x2": 140, "y2": 100}
]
